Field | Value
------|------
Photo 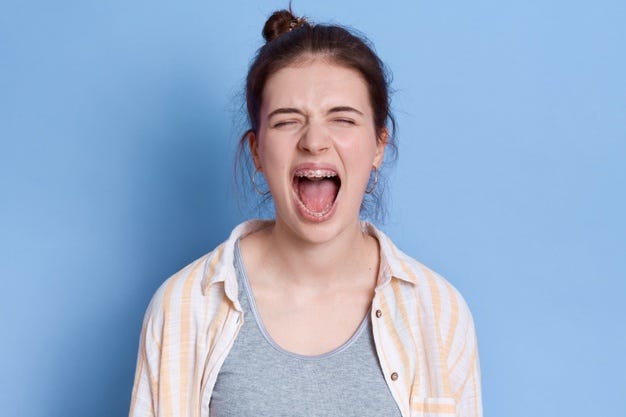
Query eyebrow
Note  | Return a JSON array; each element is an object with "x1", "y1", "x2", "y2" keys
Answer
[
  {"x1": 267, "y1": 107, "x2": 304, "y2": 119},
  {"x1": 327, "y1": 106, "x2": 364, "y2": 116},
  {"x1": 267, "y1": 106, "x2": 364, "y2": 120}
]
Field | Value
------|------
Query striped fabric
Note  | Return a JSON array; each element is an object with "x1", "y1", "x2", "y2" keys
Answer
[{"x1": 129, "y1": 220, "x2": 482, "y2": 417}]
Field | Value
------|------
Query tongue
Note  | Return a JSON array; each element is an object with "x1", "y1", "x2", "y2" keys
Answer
[{"x1": 298, "y1": 178, "x2": 338, "y2": 213}]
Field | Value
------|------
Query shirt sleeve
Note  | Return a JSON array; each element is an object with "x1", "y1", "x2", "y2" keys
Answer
[
  {"x1": 129, "y1": 292, "x2": 164, "y2": 417},
  {"x1": 448, "y1": 290, "x2": 483, "y2": 417}
]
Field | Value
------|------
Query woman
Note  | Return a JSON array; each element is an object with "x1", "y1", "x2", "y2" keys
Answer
[{"x1": 129, "y1": 9, "x2": 482, "y2": 417}]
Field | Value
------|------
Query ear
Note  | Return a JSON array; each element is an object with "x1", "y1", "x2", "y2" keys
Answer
[
  {"x1": 247, "y1": 130, "x2": 262, "y2": 171},
  {"x1": 373, "y1": 127, "x2": 388, "y2": 169}
]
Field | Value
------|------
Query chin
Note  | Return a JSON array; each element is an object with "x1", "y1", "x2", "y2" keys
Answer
[{"x1": 276, "y1": 203, "x2": 363, "y2": 246}]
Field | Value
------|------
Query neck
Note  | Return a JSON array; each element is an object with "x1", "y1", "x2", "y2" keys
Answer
[{"x1": 253, "y1": 219, "x2": 377, "y2": 289}]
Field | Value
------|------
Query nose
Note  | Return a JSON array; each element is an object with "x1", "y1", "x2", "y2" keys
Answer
[{"x1": 297, "y1": 121, "x2": 331, "y2": 154}]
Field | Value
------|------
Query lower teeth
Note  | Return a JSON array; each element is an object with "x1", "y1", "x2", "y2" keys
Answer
[{"x1": 297, "y1": 198, "x2": 333, "y2": 217}]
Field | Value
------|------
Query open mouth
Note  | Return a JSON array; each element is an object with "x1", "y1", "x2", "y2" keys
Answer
[{"x1": 292, "y1": 168, "x2": 341, "y2": 219}]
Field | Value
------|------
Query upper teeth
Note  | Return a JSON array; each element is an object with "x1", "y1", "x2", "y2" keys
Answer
[{"x1": 295, "y1": 169, "x2": 337, "y2": 179}]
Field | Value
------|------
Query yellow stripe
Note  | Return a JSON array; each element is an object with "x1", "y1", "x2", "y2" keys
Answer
[
  {"x1": 179, "y1": 263, "x2": 203, "y2": 417},
  {"x1": 129, "y1": 321, "x2": 146, "y2": 417},
  {"x1": 201, "y1": 245, "x2": 225, "y2": 293},
  {"x1": 387, "y1": 238, "x2": 416, "y2": 284},
  {"x1": 158, "y1": 276, "x2": 179, "y2": 417},
  {"x1": 390, "y1": 277, "x2": 421, "y2": 396},
  {"x1": 205, "y1": 249, "x2": 229, "y2": 364},
  {"x1": 423, "y1": 267, "x2": 441, "y2": 323},
  {"x1": 411, "y1": 283, "x2": 434, "y2": 397},
  {"x1": 205, "y1": 297, "x2": 231, "y2": 373},
  {"x1": 423, "y1": 267, "x2": 451, "y2": 396},
  {"x1": 206, "y1": 247, "x2": 224, "y2": 283},
  {"x1": 412, "y1": 402, "x2": 456, "y2": 413}
]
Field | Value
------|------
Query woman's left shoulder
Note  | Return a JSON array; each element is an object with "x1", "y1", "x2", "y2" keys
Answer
[
  {"x1": 377, "y1": 231, "x2": 475, "y2": 319},
  {"x1": 407, "y1": 252, "x2": 466, "y2": 294}
]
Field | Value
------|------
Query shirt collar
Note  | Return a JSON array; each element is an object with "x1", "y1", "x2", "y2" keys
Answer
[
  {"x1": 361, "y1": 222, "x2": 420, "y2": 287},
  {"x1": 201, "y1": 219, "x2": 273, "y2": 299},
  {"x1": 201, "y1": 219, "x2": 420, "y2": 302}
]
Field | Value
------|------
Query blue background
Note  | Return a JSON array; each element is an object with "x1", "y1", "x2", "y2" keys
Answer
[{"x1": 1, "y1": 0, "x2": 624, "y2": 416}]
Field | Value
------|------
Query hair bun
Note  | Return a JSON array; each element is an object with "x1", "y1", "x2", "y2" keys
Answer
[{"x1": 262, "y1": 9, "x2": 308, "y2": 42}]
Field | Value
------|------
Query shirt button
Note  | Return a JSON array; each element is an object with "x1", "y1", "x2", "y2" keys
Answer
[
  {"x1": 391, "y1": 372, "x2": 398, "y2": 381},
  {"x1": 375, "y1": 309, "x2": 382, "y2": 318}
]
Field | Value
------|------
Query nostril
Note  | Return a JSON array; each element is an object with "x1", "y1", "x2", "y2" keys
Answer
[
  {"x1": 298, "y1": 127, "x2": 331, "y2": 152},
  {"x1": 299, "y1": 140, "x2": 330, "y2": 153}
]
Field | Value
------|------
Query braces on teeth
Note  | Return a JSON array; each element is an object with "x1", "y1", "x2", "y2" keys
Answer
[
  {"x1": 296, "y1": 197, "x2": 335, "y2": 216},
  {"x1": 295, "y1": 169, "x2": 337, "y2": 179}
]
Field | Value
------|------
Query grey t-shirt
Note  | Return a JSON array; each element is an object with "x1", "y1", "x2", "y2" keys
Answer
[{"x1": 208, "y1": 240, "x2": 402, "y2": 417}]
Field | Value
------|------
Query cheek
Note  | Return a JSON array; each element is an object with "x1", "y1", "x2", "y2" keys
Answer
[
  {"x1": 257, "y1": 139, "x2": 290, "y2": 175},
  {"x1": 256, "y1": 135, "x2": 277, "y2": 163},
  {"x1": 335, "y1": 133, "x2": 379, "y2": 166}
]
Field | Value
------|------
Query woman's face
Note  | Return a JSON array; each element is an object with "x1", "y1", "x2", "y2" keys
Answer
[{"x1": 250, "y1": 58, "x2": 386, "y2": 244}]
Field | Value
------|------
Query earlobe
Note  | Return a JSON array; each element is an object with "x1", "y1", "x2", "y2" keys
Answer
[{"x1": 247, "y1": 130, "x2": 262, "y2": 171}]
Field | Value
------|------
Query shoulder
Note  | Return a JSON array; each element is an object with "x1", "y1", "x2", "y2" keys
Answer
[
  {"x1": 372, "y1": 225, "x2": 476, "y2": 326},
  {"x1": 379, "y1": 234, "x2": 479, "y2": 371},
  {"x1": 142, "y1": 247, "x2": 223, "y2": 328},
  {"x1": 401, "y1": 247, "x2": 469, "y2": 306},
  {"x1": 142, "y1": 219, "x2": 273, "y2": 325}
]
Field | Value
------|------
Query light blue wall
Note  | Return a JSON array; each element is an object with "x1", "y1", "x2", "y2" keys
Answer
[{"x1": 1, "y1": 1, "x2": 624, "y2": 416}]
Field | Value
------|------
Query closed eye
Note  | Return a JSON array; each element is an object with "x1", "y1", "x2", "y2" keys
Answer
[
  {"x1": 272, "y1": 120, "x2": 300, "y2": 128},
  {"x1": 333, "y1": 118, "x2": 356, "y2": 125}
]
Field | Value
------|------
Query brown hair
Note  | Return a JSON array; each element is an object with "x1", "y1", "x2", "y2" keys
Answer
[{"x1": 237, "y1": 8, "x2": 397, "y2": 220}]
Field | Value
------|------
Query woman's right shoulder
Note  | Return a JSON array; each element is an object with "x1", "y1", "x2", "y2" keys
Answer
[
  {"x1": 141, "y1": 220, "x2": 272, "y2": 323},
  {"x1": 142, "y1": 241, "x2": 230, "y2": 323}
]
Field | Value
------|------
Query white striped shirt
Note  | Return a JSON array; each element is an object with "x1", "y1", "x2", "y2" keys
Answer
[{"x1": 129, "y1": 220, "x2": 482, "y2": 417}]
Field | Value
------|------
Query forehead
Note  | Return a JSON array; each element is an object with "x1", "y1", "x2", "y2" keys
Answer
[{"x1": 261, "y1": 59, "x2": 372, "y2": 114}]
